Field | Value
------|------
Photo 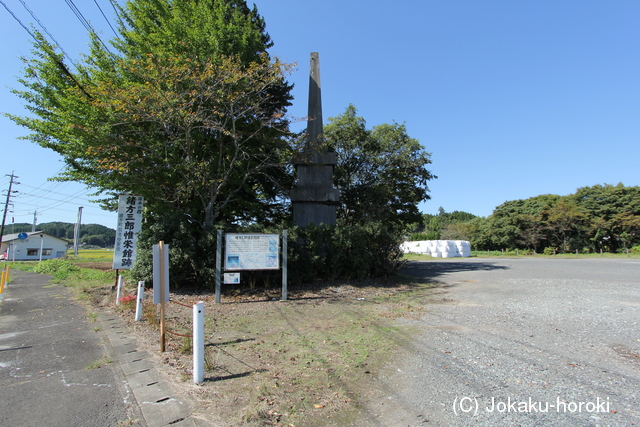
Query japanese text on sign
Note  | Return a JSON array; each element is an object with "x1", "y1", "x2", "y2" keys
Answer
[
  {"x1": 112, "y1": 195, "x2": 144, "y2": 269},
  {"x1": 225, "y1": 234, "x2": 279, "y2": 270}
]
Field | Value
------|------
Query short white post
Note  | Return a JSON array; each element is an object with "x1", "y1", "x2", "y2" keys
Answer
[
  {"x1": 193, "y1": 301, "x2": 205, "y2": 384},
  {"x1": 134, "y1": 281, "x2": 145, "y2": 321},
  {"x1": 115, "y1": 275, "x2": 124, "y2": 305}
]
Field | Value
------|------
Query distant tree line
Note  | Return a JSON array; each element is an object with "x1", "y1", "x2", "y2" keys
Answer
[
  {"x1": 412, "y1": 207, "x2": 479, "y2": 241},
  {"x1": 3, "y1": 222, "x2": 116, "y2": 248},
  {"x1": 414, "y1": 184, "x2": 640, "y2": 254}
]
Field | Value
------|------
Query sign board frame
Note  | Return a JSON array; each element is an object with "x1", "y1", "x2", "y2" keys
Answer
[
  {"x1": 112, "y1": 195, "x2": 144, "y2": 270},
  {"x1": 215, "y1": 230, "x2": 288, "y2": 303},
  {"x1": 224, "y1": 233, "x2": 280, "y2": 271}
]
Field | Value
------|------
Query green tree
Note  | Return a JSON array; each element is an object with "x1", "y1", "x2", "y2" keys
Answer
[
  {"x1": 416, "y1": 209, "x2": 479, "y2": 241},
  {"x1": 543, "y1": 198, "x2": 587, "y2": 252},
  {"x1": 7, "y1": 0, "x2": 294, "y2": 288},
  {"x1": 324, "y1": 104, "x2": 436, "y2": 227},
  {"x1": 574, "y1": 184, "x2": 640, "y2": 252}
]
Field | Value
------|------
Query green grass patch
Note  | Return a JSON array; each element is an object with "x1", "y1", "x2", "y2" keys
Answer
[
  {"x1": 7, "y1": 259, "x2": 116, "y2": 299},
  {"x1": 66, "y1": 248, "x2": 115, "y2": 262}
]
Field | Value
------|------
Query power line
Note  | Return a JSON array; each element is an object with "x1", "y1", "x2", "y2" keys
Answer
[
  {"x1": 64, "y1": 0, "x2": 112, "y2": 54},
  {"x1": 0, "y1": 0, "x2": 37, "y2": 41},
  {"x1": 18, "y1": 0, "x2": 76, "y2": 68},
  {"x1": 93, "y1": 0, "x2": 118, "y2": 38},
  {"x1": 0, "y1": 0, "x2": 93, "y2": 99}
]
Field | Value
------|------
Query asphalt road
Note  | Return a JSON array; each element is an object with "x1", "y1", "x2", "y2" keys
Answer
[
  {"x1": 0, "y1": 270, "x2": 139, "y2": 427},
  {"x1": 369, "y1": 257, "x2": 640, "y2": 427}
]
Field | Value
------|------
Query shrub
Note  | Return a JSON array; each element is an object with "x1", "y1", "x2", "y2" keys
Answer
[
  {"x1": 287, "y1": 221, "x2": 406, "y2": 284},
  {"x1": 410, "y1": 231, "x2": 439, "y2": 241},
  {"x1": 130, "y1": 212, "x2": 406, "y2": 290},
  {"x1": 35, "y1": 259, "x2": 80, "y2": 281},
  {"x1": 130, "y1": 212, "x2": 217, "y2": 291},
  {"x1": 630, "y1": 245, "x2": 640, "y2": 254}
]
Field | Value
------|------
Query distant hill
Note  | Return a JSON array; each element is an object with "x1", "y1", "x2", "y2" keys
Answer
[{"x1": 2, "y1": 222, "x2": 116, "y2": 248}]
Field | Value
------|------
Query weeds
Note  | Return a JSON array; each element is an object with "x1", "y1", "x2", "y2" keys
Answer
[
  {"x1": 86, "y1": 356, "x2": 112, "y2": 370},
  {"x1": 179, "y1": 336, "x2": 192, "y2": 355}
]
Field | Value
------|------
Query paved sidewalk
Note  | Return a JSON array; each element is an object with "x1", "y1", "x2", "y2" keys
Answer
[{"x1": 0, "y1": 269, "x2": 206, "y2": 427}]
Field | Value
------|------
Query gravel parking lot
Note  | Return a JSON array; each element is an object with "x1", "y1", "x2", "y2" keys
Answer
[{"x1": 367, "y1": 258, "x2": 640, "y2": 427}]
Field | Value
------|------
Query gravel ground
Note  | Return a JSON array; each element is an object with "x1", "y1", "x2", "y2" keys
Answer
[{"x1": 363, "y1": 257, "x2": 640, "y2": 427}]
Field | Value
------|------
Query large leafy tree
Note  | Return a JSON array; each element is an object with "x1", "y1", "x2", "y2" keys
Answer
[
  {"x1": 574, "y1": 183, "x2": 640, "y2": 251},
  {"x1": 7, "y1": 0, "x2": 294, "y2": 287},
  {"x1": 466, "y1": 184, "x2": 640, "y2": 253},
  {"x1": 323, "y1": 104, "x2": 435, "y2": 227}
]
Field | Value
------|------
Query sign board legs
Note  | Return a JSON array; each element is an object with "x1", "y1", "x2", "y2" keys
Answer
[
  {"x1": 159, "y1": 241, "x2": 166, "y2": 352},
  {"x1": 282, "y1": 230, "x2": 288, "y2": 301},
  {"x1": 215, "y1": 229, "x2": 222, "y2": 303}
]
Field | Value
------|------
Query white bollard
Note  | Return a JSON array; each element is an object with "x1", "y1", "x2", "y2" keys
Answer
[
  {"x1": 193, "y1": 301, "x2": 205, "y2": 384},
  {"x1": 115, "y1": 275, "x2": 124, "y2": 305},
  {"x1": 135, "y1": 281, "x2": 145, "y2": 321}
]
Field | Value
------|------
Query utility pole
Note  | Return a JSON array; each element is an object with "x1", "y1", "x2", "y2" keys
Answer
[
  {"x1": 73, "y1": 206, "x2": 83, "y2": 257},
  {"x1": 32, "y1": 210, "x2": 37, "y2": 232},
  {"x1": 0, "y1": 172, "x2": 19, "y2": 247}
]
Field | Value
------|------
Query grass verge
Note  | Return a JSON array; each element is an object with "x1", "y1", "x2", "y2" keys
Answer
[
  {"x1": 119, "y1": 280, "x2": 437, "y2": 426},
  {"x1": 7, "y1": 258, "x2": 437, "y2": 426}
]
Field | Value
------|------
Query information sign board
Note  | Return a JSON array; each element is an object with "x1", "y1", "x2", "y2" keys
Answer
[
  {"x1": 224, "y1": 272, "x2": 240, "y2": 284},
  {"x1": 112, "y1": 195, "x2": 144, "y2": 269},
  {"x1": 224, "y1": 234, "x2": 279, "y2": 270}
]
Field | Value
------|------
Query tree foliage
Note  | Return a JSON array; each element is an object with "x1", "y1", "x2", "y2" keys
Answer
[
  {"x1": 8, "y1": 1, "x2": 294, "y2": 228},
  {"x1": 464, "y1": 184, "x2": 640, "y2": 253},
  {"x1": 323, "y1": 104, "x2": 435, "y2": 227},
  {"x1": 7, "y1": 0, "x2": 295, "y2": 288},
  {"x1": 413, "y1": 209, "x2": 478, "y2": 241}
]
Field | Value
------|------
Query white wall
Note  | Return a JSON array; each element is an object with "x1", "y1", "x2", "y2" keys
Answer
[{"x1": 3, "y1": 234, "x2": 68, "y2": 261}]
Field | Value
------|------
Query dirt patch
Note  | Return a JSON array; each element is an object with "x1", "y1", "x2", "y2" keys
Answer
[
  {"x1": 73, "y1": 261, "x2": 114, "y2": 271},
  {"x1": 91, "y1": 278, "x2": 437, "y2": 426}
]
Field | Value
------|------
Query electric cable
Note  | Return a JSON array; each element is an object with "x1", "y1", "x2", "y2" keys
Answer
[
  {"x1": 93, "y1": 0, "x2": 118, "y2": 38},
  {"x1": 64, "y1": 0, "x2": 112, "y2": 54},
  {"x1": 18, "y1": 0, "x2": 76, "y2": 68}
]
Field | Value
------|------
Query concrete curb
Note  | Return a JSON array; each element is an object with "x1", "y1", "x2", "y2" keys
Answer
[{"x1": 99, "y1": 312, "x2": 208, "y2": 426}]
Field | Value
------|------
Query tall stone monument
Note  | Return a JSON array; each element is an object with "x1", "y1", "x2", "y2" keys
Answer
[{"x1": 291, "y1": 52, "x2": 340, "y2": 226}]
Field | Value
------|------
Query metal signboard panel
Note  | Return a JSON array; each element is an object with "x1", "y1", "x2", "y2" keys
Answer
[{"x1": 224, "y1": 234, "x2": 279, "y2": 270}]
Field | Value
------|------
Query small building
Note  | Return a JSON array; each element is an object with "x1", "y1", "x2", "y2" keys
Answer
[{"x1": 1, "y1": 232, "x2": 69, "y2": 261}]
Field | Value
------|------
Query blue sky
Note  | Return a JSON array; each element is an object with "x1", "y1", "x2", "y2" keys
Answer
[{"x1": 1, "y1": 0, "x2": 638, "y2": 229}]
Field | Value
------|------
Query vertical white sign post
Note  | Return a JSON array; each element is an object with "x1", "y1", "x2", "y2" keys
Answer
[
  {"x1": 135, "y1": 281, "x2": 145, "y2": 321},
  {"x1": 153, "y1": 241, "x2": 170, "y2": 352},
  {"x1": 193, "y1": 301, "x2": 205, "y2": 384},
  {"x1": 115, "y1": 275, "x2": 124, "y2": 305}
]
